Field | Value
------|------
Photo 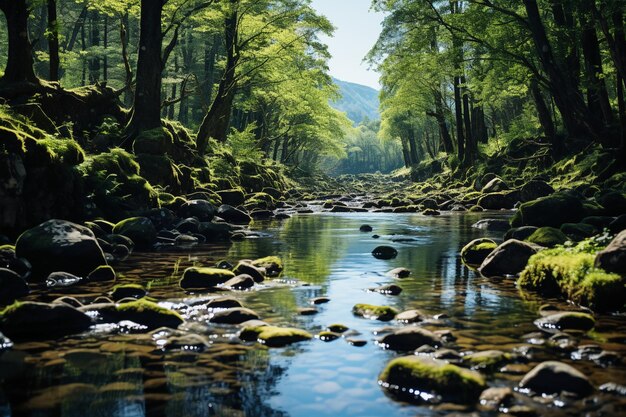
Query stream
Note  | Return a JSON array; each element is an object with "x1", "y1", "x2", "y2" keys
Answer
[{"x1": 1, "y1": 211, "x2": 625, "y2": 417}]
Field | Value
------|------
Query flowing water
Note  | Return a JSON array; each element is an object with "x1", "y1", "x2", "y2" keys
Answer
[{"x1": 1, "y1": 212, "x2": 626, "y2": 417}]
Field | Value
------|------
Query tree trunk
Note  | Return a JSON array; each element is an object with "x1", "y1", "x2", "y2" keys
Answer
[
  {"x1": 65, "y1": 6, "x2": 87, "y2": 52},
  {"x1": 407, "y1": 129, "x2": 419, "y2": 165},
  {"x1": 197, "y1": 5, "x2": 238, "y2": 153},
  {"x1": 124, "y1": 0, "x2": 164, "y2": 146},
  {"x1": 0, "y1": 0, "x2": 38, "y2": 84},
  {"x1": 103, "y1": 15, "x2": 109, "y2": 83},
  {"x1": 47, "y1": 0, "x2": 60, "y2": 82},
  {"x1": 453, "y1": 76, "x2": 465, "y2": 162},
  {"x1": 524, "y1": 0, "x2": 595, "y2": 140},
  {"x1": 530, "y1": 78, "x2": 558, "y2": 151},
  {"x1": 461, "y1": 76, "x2": 474, "y2": 162},
  {"x1": 618, "y1": 75, "x2": 626, "y2": 164},
  {"x1": 400, "y1": 137, "x2": 411, "y2": 168},
  {"x1": 431, "y1": 90, "x2": 454, "y2": 153},
  {"x1": 89, "y1": 10, "x2": 101, "y2": 83}
]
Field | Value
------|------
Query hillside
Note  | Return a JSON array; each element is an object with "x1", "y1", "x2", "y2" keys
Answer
[{"x1": 331, "y1": 78, "x2": 380, "y2": 125}]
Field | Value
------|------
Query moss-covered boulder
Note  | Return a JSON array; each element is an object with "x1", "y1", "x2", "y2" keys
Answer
[
  {"x1": 379, "y1": 356, "x2": 486, "y2": 404},
  {"x1": 511, "y1": 193, "x2": 586, "y2": 228},
  {"x1": 109, "y1": 284, "x2": 147, "y2": 301},
  {"x1": 239, "y1": 325, "x2": 312, "y2": 347},
  {"x1": 178, "y1": 200, "x2": 216, "y2": 222},
  {"x1": 113, "y1": 217, "x2": 157, "y2": 248},
  {"x1": 0, "y1": 301, "x2": 92, "y2": 340},
  {"x1": 504, "y1": 226, "x2": 538, "y2": 241},
  {"x1": 520, "y1": 180, "x2": 554, "y2": 202},
  {"x1": 217, "y1": 204, "x2": 251, "y2": 225},
  {"x1": 478, "y1": 239, "x2": 538, "y2": 278},
  {"x1": 87, "y1": 265, "x2": 116, "y2": 282},
  {"x1": 180, "y1": 267, "x2": 236, "y2": 289},
  {"x1": 15, "y1": 219, "x2": 107, "y2": 279},
  {"x1": 217, "y1": 188, "x2": 245, "y2": 206},
  {"x1": 250, "y1": 256, "x2": 283, "y2": 277},
  {"x1": 378, "y1": 327, "x2": 441, "y2": 351},
  {"x1": 526, "y1": 227, "x2": 568, "y2": 247},
  {"x1": 233, "y1": 262, "x2": 265, "y2": 283},
  {"x1": 461, "y1": 239, "x2": 497, "y2": 267},
  {"x1": 597, "y1": 191, "x2": 626, "y2": 217},
  {"x1": 518, "y1": 248, "x2": 624, "y2": 311},
  {"x1": 352, "y1": 304, "x2": 398, "y2": 321},
  {"x1": 0, "y1": 268, "x2": 29, "y2": 304},
  {"x1": 132, "y1": 127, "x2": 174, "y2": 155},
  {"x1": 115, "y1": 299, "x2": 183, "y2": 329},
  {"x1": 561, "y1": 223, "x2": 598, "y2": 241},
  {"x1": 136, "y1": 154, "x2": 183, "y2": 194},
  {"x1": 210, "y1": 307, "x2": 259, "y2": 324},
  {"x1": 519, "y1": 361, "x2": 593, "y2": 398}
]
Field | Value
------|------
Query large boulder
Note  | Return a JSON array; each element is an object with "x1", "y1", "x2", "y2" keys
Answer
[
  {"x1": 115, "y1": 299, "x2": 183, "y2": 329},
  {"x1": 595, "y1": 230, "x2": 626, "y2": 275},
  {"x1": 477, "y1": 191, "x2": 518, "y2": 210},
  {"x1": 481, "y1": 177, "x2": 509, "y2": 193},
  {"x1": 520, "y1": 180, "x2": 554, "y2": 202},
  {"x1": 0, "y1": 268, "x2": 29, "y2": 304},
  {"x1": 112, "y1": 217, "x2": 157, "y2": 248},
  {"x1": 597, "y1": 191, "x2": 626, "y2": 217},
  {"x1": 478, "y1": 239, "x2": 538, "y2": 278},
  {"x1": 534, "y1": 311, "x2": 595, "y2": 332},
  {"x1": 519, "y1": 361, "x2": 593, "y2": 397},
  {"x1": 15, "y1": 219, "x2": 107, "y2": 279},
  {"x1": 216, "y1": 189, "x2": 245, "y2": 207},
  {"x1": 178, "y1": 199, "x2": 216, "y2": 222},
  {"x1": 379, "y1": 356, "x2": 486, "y2": 404},
  {"x1": 526, "y1": 227, "x2": 568, "y2": 247},
  {"x1": 179, "y1": 267, "x2": 236, "y2": 289},
  {"x1": 0, "y1": 301, "x2": 92, "y2": 340},
  {"x1": 217, "y1": 204, "x2": 251, "y2": 225},
  {"x1": 511, "y1": 193, "x2": 586, "y2": 228}
]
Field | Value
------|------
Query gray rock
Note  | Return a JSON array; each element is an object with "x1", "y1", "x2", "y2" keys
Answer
[
  {"x1": 210, "y1": 307, "x2": 259, "y2": 324},
  {"x1": 0, "y1": 301, "x2": 92, "y2": 340},
  {"x1": 46, "y1": 271, "x2": 84, "y2": 288},
  {"x1": 223, "y1": 274, "x2": 255, "y2": 290},
  {"x1": 595, "y1": 230, "x2": 626, "y2": 274},
  {"x1": 233, "y1": 262, "x2": 265, "y2": 283},
  {"x1": 396, "y1": 309, "x2": 426, "y2": 323},
  {"x1": 387, "y1": 267, "x2": 411, "y2": 278},
  {"x1": 519, "y1": 361, "x2": 593, "y2": 397},
  {"x1": 535, "y1": 311, "x2": 595, "y2": 332},
  {"x1": 481, "y1": 177, "x2": 509, "y2": 193},
  {"x1": 478, "y1": 239, "x2": 538, "y2": 278},
  {"x1": 178, "y1": 199, "x2": 216, "y2": 222},
  {"x1": 113, "y1": 217, "x2": 157, "y2": 248},
  {"x1": 472, "y1": 219, "x2": 510, "y2": 231},
  {"x1": 15, "y1": 219, "x2": 107, "y2": 279},
  {"x1": 217, "y1": 204, "x2": 251, "y2": 225}
]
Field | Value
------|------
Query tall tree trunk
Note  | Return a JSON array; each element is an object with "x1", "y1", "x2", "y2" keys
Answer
[
  {"x1": 580, "y1": 0, "x2": 613, "y2": 130},
  {"x1": 618, "y1": 75, "x2": 626, "y2": 164},
  {"x1": 197, "y1": 5, "x2": 238, "y2": 153},
  {"x1": 530, "y1": 78, "x2": 558, "y2": 150},
  {"x1": 47, "y1": 0, "x2": 60, "y2": 82},
  {"x1": 65, "y1": 6, "x2": 87, "y2": 52},
  {"x1": 431, "y1": 90, "x2": 454, "y2": 153},
  {"x1": 407, "y1": 129, "x2": 419, "y2": 165},
  {"x1": 400, "y1": 137, "x2": 411, "y2": 168},
  {"x1": 124, "y1": 0, "x2": 164, "y2": 147},
  {"x1": 453, "y1": 76, "x2": 465, "y2": 162},
  {"x1": 89, "y1": 10, "x2": 101, "y2": 83},
  {"x1": 524, "y1": 0, "x2": 596, "y2": 141},
  {"x1": 0, "y1": 0, "x2": 38, "y2": 84},
  {"x1": 461, "y1": 76, "x2": 474, "y2": 162},
  {"x1": 103, "y1": 15, "x2": 109, "y2": 83},
  {"x1": 120, "y1": 13, "x2": 134, "y2": 106}
]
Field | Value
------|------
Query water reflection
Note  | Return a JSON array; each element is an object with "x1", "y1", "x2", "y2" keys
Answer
[{"x1": 2, "y1": 212, "x2": 625, "y2": 417}]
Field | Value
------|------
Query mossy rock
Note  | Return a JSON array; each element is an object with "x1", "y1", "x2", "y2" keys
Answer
[
  {"x1": 239, "y1": 325, "x2": 312, "y2": 347},
  {"x1": 597, "y1": 191, "x2": 626, "y2": 216},
  {"x1": 379, "y1": 356, "x2": 486, "y2": 404},
  {"x1": 477, "y1": 191, "x2": 518, "y2": 210},
  {"x1": 0, "y1": 301, "x2": 92, "y2": 340},
  {"x1": 113, "y1": 217, "x2": 157, "y2": 248},
  {"x1": 250, "y1": 256, "x2": 284, "y2": 277},
  {"x1": 132, "y1": 127, "x2": 174, "y2": 155},
  {"x1": 462, "y1": 350, "x2": 512, "y2": 371},
  {"x1": 518, "y1": 248, "x2": 624, "y2": 311},
  {"x1": 180, "y1": 267, "x2": 236, "y2": 289},
  {"x1": 526, "y1": 227, "x2": 568, "y2": 247},
  {"x1": 136, "y1": 154, "x2": 182, "y2": 194},
  {"x1": 461, "y1": 239, "x2": 497, "y2": 267},
  {"x1": 560, "y1": 223, "x2": 598, "y2": 241},
  {"x1": 109, "y1": 284, "x2": 147, "y2": 301},
  {"x1": 115, "y1": 299, "x2": 183, "y2": 329},
  {"x1": 35, "y1": 138, "x2": 85, "y2": 166},
  {"x1": 87, "y1": 265, "x2": 116, "y2": 282},
  {"x1": 217, "y1": 188, "x2": 245, "y2": 206},
  {"x1": 511, "y1": 193, "x2": 586, "y2": 228},
  {"x1": 352, "y1": 304, "x2": 398, "y2": 321}
]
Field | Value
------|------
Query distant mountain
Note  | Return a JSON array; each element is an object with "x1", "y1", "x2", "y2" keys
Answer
[{"x1": 331, "y1": 78, "x2": 380, "y2": 125}]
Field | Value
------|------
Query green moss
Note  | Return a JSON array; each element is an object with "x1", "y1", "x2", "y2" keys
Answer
[
  {"x1": 462, "y1": 350, "x2": 511, "y2": 371},
  {"x1": 379, "y1": 356, "x2": 486, "y2": 404},
  {"x1": 36, "y1": 138, "x2": 85, "y2": 165},
  {"x1": 511, "y1": 193, "x2": 586, "y2": 228},
  {"x1": 526, "y1": 227, "x2": 568, "y2": 247},
  {"x1": 115, "y1": 299, "x2": 183, "y2": 329},
  {"x1": 518, "y1": 248, "x2": 624, "y2": 311},
  {"x1": 0, "y1": 301, "x2": 23, "y2": 316},
  {"x1": 0, "y1": 245, "x2": 16, "y2": 251},
  {"x1": 180, "y1": 267, "x2": 236, "y2": 289},
  {"x1": 251, "y1": 256, "x2": 284, "y2": 276},
  {"x1": 461, "y1": 239, "x2": 497, "y2": 267},
  {"x1": 239, "y1": 325, "x2": 312, "y2": 347},
  {"x1": 352, "y1": 304, "x2": 398, "y2": 321}
]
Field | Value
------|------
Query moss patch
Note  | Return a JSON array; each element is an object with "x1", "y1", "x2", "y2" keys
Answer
[
  {"x1": 379, "y1": 356, "x2": 486, "y2": 404},
  {"x1": 180, "y1": 267, "x2": 236, "y2": 289},
  {"x1": 239, "y1": 325, "x2": 312, "y2": 347},
  {"x1": 526, "y1": 227, "x2": 568, "y2": 247},
  {"x1": 115, "y1": 299, "x2": 183, "y2": 329},
  {"x1": 461, "y1": 239, "x2": 497, "y2": 267},
  {"x1": 251, "y1": 256, "x2": 284, "y2": 277},
  {"x1": 518, "y1": 247, "x2": 624, "y2": 311}
]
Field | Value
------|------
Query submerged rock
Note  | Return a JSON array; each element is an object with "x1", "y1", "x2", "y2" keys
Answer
[
  {"x1": 205, "y1": 296, "x2": 243, "y2": 309},
  {"x1": 239, "y1": 325, "x2": 311, "y2": 347},
  {"x1": 379, "y1": 356, "x2": 486, "y2": 404},
  {"x1": 15, "y1": 219, "x2": 107, "y2": 279},
  {"x1": 395, "y1": 309, "x2": 426, "y2": 324},
  {"x1": 378, "y1": 327, "x2": 441, "y2": 351},
  {"x1": 353, "y1": 304, "x2": 398, "y2": 321},
  {"x1": 478, "y1": 239, "x2": 538, "y2": 278},
  {"x1": 519, "y1": 361, "x2": 593, "y2": 397},
  {"x1": 387, "y1": 267, "x2": 411, "y2": 278},
  {"x1": 462, "y1": 350, "x2": 512, "y2": 371},
  {"x1": 372, "y1": 246, "x2": 398, "y2": 260},
  {"x1": 115, "y1": 299, "x2": 183, "y2": 329},
  {"x1": 0, "y1": 301, "x2": 92, "y2": 340},
  {"x1": 370, "y1": 284, "x2": 403, "y2": 295},
  {"x1": 360, "y1": 224, "x2": 373, "y2": 232},
  {"x1": 109, "y1": 284, "x2": 147, "y2": 301}
]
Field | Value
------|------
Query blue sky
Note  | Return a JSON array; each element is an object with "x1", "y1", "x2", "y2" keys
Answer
[{"x1": 309, "y1": 0, "x2": 384, "y2": 90}]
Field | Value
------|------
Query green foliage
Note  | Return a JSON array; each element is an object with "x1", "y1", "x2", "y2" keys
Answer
[{"x1": 227, "y1": 124, "x2": 264, "y2": 161}]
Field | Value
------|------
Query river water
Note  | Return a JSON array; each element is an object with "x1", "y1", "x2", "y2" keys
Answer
[{"x1": 1, "y1": 212, "x2": 625, "y2": 416}]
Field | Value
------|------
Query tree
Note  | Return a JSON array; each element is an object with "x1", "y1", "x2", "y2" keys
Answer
[{"x1": 0, "y1": 0, "x2": 39, "y2": 84}]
